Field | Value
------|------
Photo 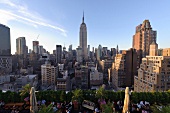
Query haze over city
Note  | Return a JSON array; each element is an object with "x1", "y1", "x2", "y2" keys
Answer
[{"x1": 1, "y1": 0, "x2": 170, "y2": 54}]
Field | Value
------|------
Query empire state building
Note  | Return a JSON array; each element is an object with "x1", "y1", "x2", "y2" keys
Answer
[{"x1": 79, "y1": 13, "x2": 88, "y2": 61}]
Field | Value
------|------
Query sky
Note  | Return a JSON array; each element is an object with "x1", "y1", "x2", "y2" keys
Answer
[{"x1": 0, "y1": 0, "x2": 170, "y2": 54}]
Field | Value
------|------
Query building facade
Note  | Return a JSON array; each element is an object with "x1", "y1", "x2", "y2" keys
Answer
[
  {"x1": 75, "y1": 65, "x2": 89, "y2": 89},
  {"x1": 90, "y1": 67, "x2": 103, "y2": 86},
  {"x1": 134, "y1": 56, "x2": 170, "y2": 92},
  {"x1": 162, "y1": 48, "x2": 170, "y2": 56},
  {"x1": 134, "y1": 42, "x2": 170, "y2": 92},
  {"x1": 56, "y1": 77, "x2": 71, "y2": 91},
  {"x1": 41, "y1": 62, "x2": 57, "y2": 86},
  {"x1": 112, "y1": 48, "x2": 137, "y2": 89}
]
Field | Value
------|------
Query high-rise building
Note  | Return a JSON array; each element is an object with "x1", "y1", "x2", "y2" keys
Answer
[
  {"x1": 0, "y1": 24, "x2": 12, "y2": 73},
  {"x1": 56, "y1": 45, "x2": 62, "y2": 65},
  {"x1": 103, "y1": 47, "x2": 108, "y2": 56},
  {"x1": 111, "y1": 48, "x2": 137, "y2": 89},
  {"x1": 33, "y1": 41, "x2": 39, "y2": 54},
  {"x1": 97, "y1": 45, "x2": 102, "y2": 60},
  {"x1": 79, "y1": 12, "x2": 88, "y2": 61},
  {"x1": 133, "y1": 20, "x2": 157, "y2": 57},
  {"x1": 29, "y1": 49, "x2": 32, "y2": 54},
  {"x1": 134, "y1": 42, "x2": 170, "y2": 92},
  {"x1": 39, "y1": 45, "x2": 44, "y2": 55},
  {"x1": 41, "y1": 61, "x2": 57, "y2": 86},
  {"x1": 76, "y1": 46, "x2": 82, "y2": 63},
  {"x1": 111, "y1": 48, "x2": 116, "y2": 57},
  {"x1": 0, "y1": 24, "x2": 11, "y2": 55},
  {"x1": 68, "y1": 44, "x2": 72, "y2": 52},
  {"x1": 88, "y1": 45, "x2": 90, "y2": 57},
  {"x1": 16, "y1": 37, "x2": 26, "y2": 55},
  {"x1": 134, "y1": 55, "x2": 170, "y2": 92}
]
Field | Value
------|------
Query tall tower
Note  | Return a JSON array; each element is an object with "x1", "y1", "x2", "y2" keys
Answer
[
  {"x1": 116, "y1": 45, "x2": 119, "y2": 54},
  {"x1": 79, "y1": 12, "x2": 88, "y2": 61},
  {"x1": 133, "y1": 20, "x2": 157, "y2": 57},
  {"x1": 0, "y1": 24, "x2": 12, "y2": 73},
  {"x1": 16, "y1": 37, "x2": 26, "y2": 55},
  {"x1": 0, "y1": 24, "x2": 11, "y2": 55},
  {"x1": 56, "y1": 45, "x2": 62, "y2": 65},
  {"x1": 33, "y1": 41, "x2": 39, "y2": 54}
]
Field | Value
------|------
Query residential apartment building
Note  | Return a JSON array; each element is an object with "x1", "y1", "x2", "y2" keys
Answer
[
  {"x1": 15, "y1": 74, "x2": 38, "y2": 91},
  {"x1": 134, "y1": 42, "x2": 170, "y2": 92},
  {"x1": 75, "y1": 65, "x2": 89, "y2": 89},
  {"x1": 41, "y1": 62, "x2": 57, "y2": 86},
  {"x1": 133, "y1": 20, "x2": 157, "y2": 57},
  {"x1": 134, "y1": 56, "x2": 170, "y2": 92},
  {"x1": 99, "y1": 59, "x2": 113, "y2": 77},
  {"x1": 90, "y1": 67, "x2": 103, "y2": 86},
  {"x1": 112, "y1": 48, "x2": 137, "y2": 89},
  {"x1": 56, "y1": 76, "x2": 71, "y2": 91}
]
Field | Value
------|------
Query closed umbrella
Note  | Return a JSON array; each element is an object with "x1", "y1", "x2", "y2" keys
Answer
[
  {"x1": 30, "y1": 87, "x2": 38, "y2": 113},
  {"x1": 122, "y1": 87, "x2": 130, "y2": 113}
]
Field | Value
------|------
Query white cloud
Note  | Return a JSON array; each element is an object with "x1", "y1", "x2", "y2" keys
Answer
[{"x1": 0, "y1": 0, "x2": 67, "y2": 37}]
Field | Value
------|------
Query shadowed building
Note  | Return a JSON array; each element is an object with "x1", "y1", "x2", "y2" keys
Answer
[
  {"x1": 0, "y1": 24, "x2": 12, "y2": 74},
  {"x1": 56, "y1": 45, "x2": 62, "y2": 65},
  {"x1": 112, "y1": 48, "x2": 137, "y2": 89}
]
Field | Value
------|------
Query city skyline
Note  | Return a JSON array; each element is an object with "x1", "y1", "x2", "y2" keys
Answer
[{"x1": 1, "y1": 0, "x2": 170, "y2": 54}]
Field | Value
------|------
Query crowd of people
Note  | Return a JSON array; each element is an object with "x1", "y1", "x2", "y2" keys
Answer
[{"x1": 0, "y1": 99, "x2": 156, "y2": 113}]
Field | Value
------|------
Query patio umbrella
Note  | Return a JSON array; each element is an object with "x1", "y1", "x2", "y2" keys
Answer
[
  {"x1": 30, "y1": 87, "x2": 38, "y2": 113},
  {"x1": 122, "y1": 87, "x2": 130, "y2": 113}
]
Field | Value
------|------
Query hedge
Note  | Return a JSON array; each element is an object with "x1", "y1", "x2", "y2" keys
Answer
[{"x1": 0, "y1": 90, "x2": 170, "y2": 105}]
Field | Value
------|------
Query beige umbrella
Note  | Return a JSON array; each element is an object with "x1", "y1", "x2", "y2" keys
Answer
[
  {"x1": 30, "y1": 87, "x2": 38, "y2": 113},
  {"x1": 122, "y1": 87, "x2": 130, "y2": 113}
]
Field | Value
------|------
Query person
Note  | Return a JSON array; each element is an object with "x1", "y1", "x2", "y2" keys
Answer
[
  {"x1": 15, "y1": 109, "x2": 19, "y2": 113},
  {"x1": 41, "y1": 99, "x2": 46, "y2": 105},
  {"x1": 11, "y1": 110, "x2": 15, "y2": 113},
  {"x1": 53, "y1": 106, "x2": 58, "y2": 112},
  {"x1": 95, "y1": 107, "x2": 99, "y2": 113},
  {"x1": 66, "y1": 109, "x2": 70, "y2": 113}
]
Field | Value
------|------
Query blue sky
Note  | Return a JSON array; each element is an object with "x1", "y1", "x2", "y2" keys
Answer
[{"x1": 0, "y1": 0, "x2": 170, "y2": 54}]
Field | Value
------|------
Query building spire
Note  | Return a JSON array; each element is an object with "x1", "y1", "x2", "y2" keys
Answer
[
  {"x1": 82, "y1": 11, "x2": 84, "y2": 23},
  {"x1": 116, "y1": 45, "x2": 119, "y2": 54}
]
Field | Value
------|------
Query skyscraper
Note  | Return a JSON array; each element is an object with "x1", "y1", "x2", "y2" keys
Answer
[
  {"x1": 39, "y1": 45, "x2": 44, "y2": 55},
  {"x1": 133, "y1": 20, "x2": 157, "y2": 57},
  {"x1": 33, "y1": 41, "x2": 39, "y2": 54},
  {"x1": 68, "y1": 44, "x2": 72, "y2": 52},
  {"x1": 0, "y1": 24, "x2": 11, "y2": 55},
  {"x1": 0, "y1": 24, "x2": 12, "y2": 73},
  {"x1": 16, "y1": 37, "x2": 26, "y2": 55},
  {"x1": 88, "y1": 45, "x2": 90, "y2": 57},
  {"x1": 79, "y1": 12, "x2": 88, "y2": 61},
  {"x1": 56, "y1": 45, "x2": 62, "y2": 65},
  {"x1": 97, "y1": 45, "x2": 102, "y2": 60}
]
